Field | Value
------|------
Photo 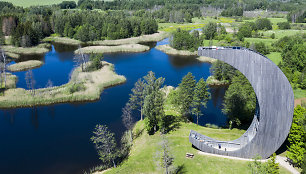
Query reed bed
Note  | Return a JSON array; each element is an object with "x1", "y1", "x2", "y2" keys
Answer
[
  {"x1": 43, "y1": 36, "x2": 83, "y2": 45},
  {"x1": 8, "y1": 60, "x2": 44, "y2": 72},
  {"x1": 91, "y1": 31, "x2": 170, "y2": 46},
  {"x1": 156, "y1": 44, "x2": 197, "y2": 56},
  {"x1": 75, "y1": 44, "x2": 150, "y2": 54}
]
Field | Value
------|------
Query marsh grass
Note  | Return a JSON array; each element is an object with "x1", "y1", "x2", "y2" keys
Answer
[
  {"x1": 206, "y1": 76, "x2": 230, "y2": 86},
  {"x1": 197, "y1": 56, "x2": 217, "y2": 64},
  {"x1": 75, "y1": 44, "x2": 150, "y2": 54},
  {"x1": 0, "y1": 61, "x2": 126, "y2": 108},
  {"x1": 43, "y1": 36, "x2": 83, "y2": 45},
  {"x1": 7, "y1": 60, "x2": 44, "y2": 72},
  {"x1": 0, "y1": 73, "x2": 17, "y2": 89},
  {"x1": 92, "y1": 32, "x2": 170, "y2": 46},
  {"x1": 3, "y1": 43, "x2": 51, "y2": 56},
  {"x1": 155, "y1": 44, "x2": 197, "y2": 56}
]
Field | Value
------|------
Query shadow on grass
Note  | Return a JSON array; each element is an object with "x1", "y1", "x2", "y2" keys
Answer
[
  {"x1": 174, "y1": 164, "x2": 187, "y2": 174},
  {"x1": 134, "y1": 127, "x2": 144, "y2": 139},
  {"x1": 164, "y1": 114, "x2": 181, "y2": 133}
]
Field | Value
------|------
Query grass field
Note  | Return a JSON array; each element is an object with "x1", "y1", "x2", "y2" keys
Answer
[
  {"x1": 266, "y1": 52, "x2": 282, "y2": 65},
  {"x1": 261, "y1": 30, "x2": 305, "y2": 39},
  {"x1": 100, "y1": 120, "x2": 291, "y2": 174},
  {"x1": 245, "y1": 38, "x2": 276, "y2": 46},
  {"x1": 243, "y1": 18, "x2": 287, "y2": 25},
  {"x1": 159, "y1": 23, "x2": 206, "y2": 32},
  {"x1": 294, "y1": 88, "x2": 306, "y2": 99}
]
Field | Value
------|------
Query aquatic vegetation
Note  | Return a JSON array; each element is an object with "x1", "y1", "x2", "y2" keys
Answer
[
  {"x1": 75, "y1": 44, "x2": 150, "y2": 54},
  {"x1": 155, "y1": 44, "x2": 197, "y2": 56},
  {"x1": 7, "y1": 60, "x2": 44, "y2": 72},
  {"x1": 3, "y1": 43, "x2": 51, "y2": 56},
  {"x1": 92, "y1": 31, "x2": 170, "y2": 46},
  {"x1": 43, "y1": 36, "x2": 83, "y2": 45}
]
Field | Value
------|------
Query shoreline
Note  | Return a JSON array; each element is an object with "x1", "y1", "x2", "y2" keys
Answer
[
  {"x1": 75, "y1": 44, "x2": 150, "y2": 54},
  {"x1": 3, "y1": 43, "x2": 51, "y2": 58},
  {"x1": 206, "y1": 76, "x2": 230, "y2": 86},
  {"x1": 0, "y1": 61, "x2": 126, "y2": 109},
  {"x1": 155, "y1": 44, "x2": 198, "y2": 56},
  {"x1": 42, "y1": 32, "x2": 170, "y2": 46},
  {"x1": 43, "y1": 36, "x2": 83, "y2": 46},
  {"x1": 8, "y1": 60, "x2": 44, "y2": 72},
  {"x1": 91, "y1": 31, "x2": 170, "y2": 46}
]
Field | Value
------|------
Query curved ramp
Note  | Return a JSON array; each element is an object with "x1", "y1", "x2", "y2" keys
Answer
[{"x1": 190, "y1": 47, "x2": 294, "y2": 159}]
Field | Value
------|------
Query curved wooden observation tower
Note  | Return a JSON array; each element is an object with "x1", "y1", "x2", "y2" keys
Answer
[{"x1": 189, "y1": 46, "x2": 294, "y2": 159}]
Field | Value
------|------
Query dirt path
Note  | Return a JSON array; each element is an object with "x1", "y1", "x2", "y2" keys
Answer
[
  {"x1": 295, "y1": 98, "x2": 306, "y2": 107},
  {"x1": 198, "y1": 151, "x2": 299, "y2": 174}
]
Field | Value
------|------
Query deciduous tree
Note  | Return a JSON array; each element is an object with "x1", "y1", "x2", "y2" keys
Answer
[{"x1": 91, "y1": 125, "x2": 118, "y2": 168}]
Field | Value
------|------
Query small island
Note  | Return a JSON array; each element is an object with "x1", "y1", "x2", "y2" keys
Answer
[
  {"x1": 0, "y1": 61, "x2": 126, "y2": 108},
  {"x1": 7, "y1": 60, "x2": 44, "y2": 72},
  {"x1": 75, "y1": 44, "x2": 150, "y2": 54}
]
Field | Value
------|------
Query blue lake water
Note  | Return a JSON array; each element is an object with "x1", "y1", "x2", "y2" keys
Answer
[{"x1": 0, "y1": 39, "x2": 227, "y2": 174}]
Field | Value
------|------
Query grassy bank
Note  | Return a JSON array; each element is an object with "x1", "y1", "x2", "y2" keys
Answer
[
  {"x1": 3, "y1": 43, "x2": 51, "y2": 57},
  {"x1": 7, "y1": 60, "x2": 44, "y2": 72},
  {"x1": 43, "y1": 36, "x2": 83, "y2": 46},
  {"x1": 0, "y1": 61, "x2": 126, "y2": 108},
  {"x1": 95, "y1": 120, "x2": 290, "y2": 174},
  {"x1": 197, "y1": 56, "x2": 217, "y2": 64},
  {"x1": 0, "y1": 73, "x2": 17, "y2": 89},
  {"x1": 75, "y1": 44, "x2": 150, "y2": 54},
  {"x1": 92, "y1": 32, "x2": 170, "y2": 46},
  {"x1": 206, "y1": 76, "x2": 230, "y2": 86},
  {"x1": 156, "y1": 44, "x2": 197, "y2": 56}
]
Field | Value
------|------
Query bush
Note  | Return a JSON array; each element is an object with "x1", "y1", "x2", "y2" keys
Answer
[
  {"x1": 277, "y1": 22, "x2": 291, "y2": 30},
  {"x1": 86, "y1": 54, "x2": 103, "y2": 72},
  {"x1": 67, "y1": 82, "x2": 86, "y2": 94},
  {"x1": 255, "y1": 18, "x2": 272, "y2": 30},
  {"x1": 254, "y1": 42, "x2": 270, "y2": 55}
]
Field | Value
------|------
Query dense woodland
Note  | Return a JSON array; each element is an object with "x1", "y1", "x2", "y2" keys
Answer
[{"x1": 0, "y1": 0, "x2": 305, "y2": 47}]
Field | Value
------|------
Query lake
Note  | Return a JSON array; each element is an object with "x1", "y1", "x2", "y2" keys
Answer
[{"x1": 0, "y1": 39, "x2": 228, "y2": 174}]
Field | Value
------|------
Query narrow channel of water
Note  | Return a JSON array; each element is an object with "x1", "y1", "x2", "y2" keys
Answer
[{"x1": 0, "y1": 39, "x2": 227, "y2": 174}]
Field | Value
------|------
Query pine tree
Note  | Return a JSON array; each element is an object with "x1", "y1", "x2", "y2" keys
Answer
[
  {"x1": 177, "y1": 72, "x2": 196, "y2": 117},
  {"x1": 129, "y1": 79, "x2": 146, "y2": 120},
  {"x1": 191, "y1": 78, "x2": 210, "y2": 125},
  {"x1": 143, "y1": 90, "x2": 164, "y2": 135}
]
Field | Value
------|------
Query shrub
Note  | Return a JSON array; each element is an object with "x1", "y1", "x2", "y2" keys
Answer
[
  {"x1": 86, "y1": 54, "x2": 103, "y2": 71},
  {"x1": 67, "y1": 82, "x2": 86, "y2": 94},
  {"x1": 255, "y1": 18, "x2": 272, "y2": 30},
  {"x1": 277, "y1": 22, "x2": 291, "y2": 30}
]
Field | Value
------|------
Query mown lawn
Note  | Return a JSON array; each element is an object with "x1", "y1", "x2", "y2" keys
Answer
[
  {"x1": 103, "y1": 120, "x2": 291, "y2": 174},
  {"x1": 294, "y1": 88, "x2": 306, "y2": 99},
  {"x1": 261, "y1": 30, "x2": 305, "y2": 39},
  {"x1": 266, "y1": 52, "x2": 282, "y2": 65},
  {"x1": 245, "y1": 37, "x2": 276, "y2": 46}
]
